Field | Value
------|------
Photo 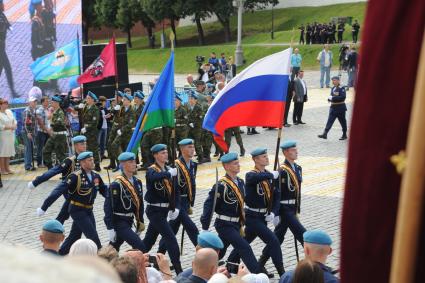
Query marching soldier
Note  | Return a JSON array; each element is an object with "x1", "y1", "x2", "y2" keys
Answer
[
  {"x1": 110, "y1": 93, "x2": 136, "y2": 172},
  {"x1": 201, "y1": 95, "x2": 214, "y2": 162},
  {"x1": 43, "y1": 95, "x2": 67, "y2": 169},
  {"x1": 105, "y1": 91, "x2": 124, "y2": 170},
  {"x1": 258, "y1": 141, "x2": 306, "y2": 271},
  {"x1": 188, "y1": 92, "x2": 206, "y2": 163},
  {"x1": 104, "y1": 152, "x2": 146, "y2": 252},
  {"x1": 133, "y1": 91, "x2": 145, "y2": 118},
  {"x1": 80, "y1": 91, "x2": 101, "y2": 171},
  {"x1": 227, "y1": 148, "x2": 285, "y2": 276},
  {"x1": 200, "y1": 152, "x2": 261, "y2": 274},
  {"x1": 318, "y1": 76, "x2": 348, "y2": 140},
  {"x1": 142, "y1": 144, "x2": 183, "y2": 274},
  {"x1": 57, "y1": 151, "x2": 108, "y2": 255},
  {"x1": 157, "y1": 139, "x2": 199, "y2": 254},
  {"x1": 32, "y1": 135, "x2": 87, "y2": 224},
  {"x1": 224, "y1": 127, "x2": 245, "y2": 157},
  {"x1": 174, "y1": 94, "x2": 189, "y2": 147}
]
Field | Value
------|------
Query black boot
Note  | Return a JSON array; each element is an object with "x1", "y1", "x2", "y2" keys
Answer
[
  {"x1": 251, "y1": 128, "x2": 260, "y2": 134},
  {"x1": 276, "y1": 265, "x2": 286, "y2": 277},
  {"x1": 339, "y1": 132, "x2": 347, "y2": 140},
  {"x1": 318, "y1": 131, "x2": 328, "y2": 139},
  {"x1": 174, "y1": 262, "x2": 183, "y2": 275},
  {"x1": 260, "y1": 266, "x2": 275, "y2": 279},
  {"x1": 247, "y1": 127, "x2": 253, "y2": 135},
  {"x1": 240, "y1": 147, "x2": 245, "y2": 157}
]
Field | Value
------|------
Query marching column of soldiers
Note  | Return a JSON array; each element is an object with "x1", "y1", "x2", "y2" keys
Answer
[
  {"x1": 299, "y1": 19, "x2": 360, "y2": 45},
  {"x1": 29, "y1": 86, "x2": 311, "y2": 278}
]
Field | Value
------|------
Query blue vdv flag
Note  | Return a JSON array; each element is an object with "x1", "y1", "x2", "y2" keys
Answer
[{"x1": 30, "y1": 39, "x2": 81, "y2": 82}]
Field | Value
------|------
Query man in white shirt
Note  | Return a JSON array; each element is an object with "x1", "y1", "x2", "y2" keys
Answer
[{"x1": 317, "y1": 44, "x2": 333, "y2": 88}]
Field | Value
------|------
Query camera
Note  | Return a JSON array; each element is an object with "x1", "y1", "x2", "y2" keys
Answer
[
  {"x1": 148, "y1": 255, "x2": 159, "y2": 269},
  {"x1": 195, "y1": 55, "x2": 205, "y2": 67}
]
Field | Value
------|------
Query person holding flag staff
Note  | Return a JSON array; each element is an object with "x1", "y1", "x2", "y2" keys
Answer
[
  {"x1": 32, "y1": 135, "x2": 87, "y2": 224},
  {"x1": 104, "y1": 152, "x2": 146, "y2": 252},
  {"x1": 142, "y1": 144, "x2": 183, "y2": 274},
  {"x1": 42, "y1": 95, "x2": 67, "y2": 169},
  {"x1": 105, "y1": 91, "x2": 124, "y2": 170},
  {"x1": 157, "y1": 139, "x2": 199, "y2": 254},
  {"x1": 80, "y1": 91, "x2": 101, "y2": 171},
  {"x1": 200, "y1": 152, "x2": 261, "y2": 274},
  {"x1": 226, "y1": 148, "x2": 285, "y2": 277},
  {"x1": 258, "y1": 141, "x2": 306, "y2": 272}
]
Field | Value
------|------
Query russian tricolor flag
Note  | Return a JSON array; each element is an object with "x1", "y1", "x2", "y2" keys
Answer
[{"x1": 203, "y1": 48, "x2": 292, "y2": 152}]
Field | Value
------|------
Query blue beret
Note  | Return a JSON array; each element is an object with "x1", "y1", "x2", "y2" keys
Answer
[
  {"x1": 134, "y1": 91, "x2": 145, "y2": 99},
  {"x1": 116, "y1": 91, "x2": 124, "y2": 98},
  {"x1": 303, "y1": 230, "x2": 332, "y2": 245},
  {"x1": 251, "y1": 147, "x2": 267, "y2": 157},
  {"x1": 42, "y1": 219, "x2": 64, "y2": 234},
  {"x1": 118, "y1": 152, "x2": 136, "y2": 162},
  {"x1": 87, "y1": 91, "x2": 98, "y2": 101},
  {"x1": 198, "y1": 231, "x2": 224, "y2": 250},
  {"x1": 51, "y1": 95, "x2": 62, "y2": 103},
  {"x1": 77, "y1": 151, "x2": 93, "y2": 161},
  {"x1": 221, "y1": 152, "x2": 238, "y2": 163},
  {"x1": 280, "y1": 140, "x2": 297, "y2": 150},
  {"x1": 331, "y1": 76, "x2": 340, "y2": 81},
  {"x1": 72, "y1": 135, "x2": 87, "y2": 144},
  {"x1": 123, "y1": 93, "x2": 133, "y2": 101},
  {"x1": 151, "y1": 143, "x2": 167, "y2": 153},
  {"x1": 178, "y1": 138, "x2": 194, "y2": 146}
]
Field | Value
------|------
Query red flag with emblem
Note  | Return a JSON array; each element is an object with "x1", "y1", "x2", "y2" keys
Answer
[{"x1": 77, "y1": 37, "x2": 117, "y2": 84}]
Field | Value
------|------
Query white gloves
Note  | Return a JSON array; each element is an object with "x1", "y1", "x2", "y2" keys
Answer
[
  {"x1": 114, "y1": 105, "x2": 121, "y2": 111},
  {"x1": 271, "y1": 171, "x2": 279, "y2": 179},
  {"x1": 328, "y1": 96, "x2": 333, "y2": 101},
  {"x1": 265, "y1": 212, "x2": 275, "y2": 222},
  {"x1": 189, "y1": 123, "x2": 194, "y2": 128},
  {"x1": 36, "y1": 207, "x2": 45, "y2": 217},
  {"x1": 78, "y1": 103, "x2": 85, "y2": 109},
  {"x1": 108, "y1": 229, "x2": 117, "y2": 242},
  {"x1": 168, "y1": 167, "x2": 177, "y2": 177},
  {"x1": 117, "y1": 129, "x2": 122, "y2": 136},
  {"x1": 272, "y1": 216, "x2": 280, "y2": 227},
  {"x1": 81, "y1": 128, "x2": 86, "y2": 134},
  {"x1": 168, "y1": 209, "x2": 180, "y2": 221},
  {"x1": 27, "y1": 181, "x2": 36, "y2": 190}
]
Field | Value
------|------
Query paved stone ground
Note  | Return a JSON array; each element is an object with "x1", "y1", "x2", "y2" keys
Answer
[{"x1": 0, "y1": 87, "x2": 353, "y2": 280}]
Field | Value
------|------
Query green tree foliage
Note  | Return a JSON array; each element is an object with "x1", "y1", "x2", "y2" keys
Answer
[{"x1": 116, "y1": 0, "x2": 141, "y2": 48}]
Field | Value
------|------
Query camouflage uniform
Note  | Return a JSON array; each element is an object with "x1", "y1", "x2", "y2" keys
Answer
[
  {"x1": 224, "y1": 127, "x2": 245, "y2": 156},
  {"x1": 141, "y1": 128, "x2": 163, "y2": 166},
  {"x1": 43, "y1": 108, "x2": 67, "y2": 168},
  {"x1": 133, "y1": 103, "x2": 144, "y2": 164},
  {"x1": 106, "y1": 103, "x2": 124, "y2": 168},
  {"x1": 175, "y1": 105, "x2": 189, "y2": 143},
  {"x1": 188, "y1": 102, "x2": 205, "y2": 162},
  {"x1": 110, "y1": 106, "x2": 136, "y2": 161},
  {"x1": 81, "y1": 104, "x2": 100, "y2": 165}
]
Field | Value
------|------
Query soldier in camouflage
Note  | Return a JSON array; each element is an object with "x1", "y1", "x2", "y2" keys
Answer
[
  {"x1": 133, "y1": 91, "x2": 145, "y2": 166},
  {"x1": 105, "y1": 91, "x2": 124, "y2": 170},
  {"x1": 201, "y1": 95, "x2": 214, "y2": 163},
  {"x1": 188, "y1": 91, "x2": 206, "y2": 164}
]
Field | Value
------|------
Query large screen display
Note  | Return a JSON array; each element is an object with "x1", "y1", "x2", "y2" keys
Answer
[{"x1": 0, "y1": 0, "x2": 82, "y2": 103}]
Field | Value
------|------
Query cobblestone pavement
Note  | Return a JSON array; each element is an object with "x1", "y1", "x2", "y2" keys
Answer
[{"x1": 0, "y1": 87, "x2": 353, "y2": 280}]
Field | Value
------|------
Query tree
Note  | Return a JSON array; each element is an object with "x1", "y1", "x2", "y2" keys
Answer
[
  {"x1": 138, "y1": 10, "x2": 156, "y2": 49},
  {"x1": 82, "y1": 0, "x2": 98, "y2": 44},
  {"x1": 116, "y1": 0, "x2": 141, "y2": 48},
  {"x1": 94, "y1": 0, "x2": 119, "y2": 29},
  {"x1": 178, "y1": 0, "x2": 211, "y2": 45}
]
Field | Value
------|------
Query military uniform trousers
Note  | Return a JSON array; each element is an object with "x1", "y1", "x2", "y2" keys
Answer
[
  {"x1": 157, "y1": 198, "x2": 199, "y2": 254},
  {"x1": 189, "y1": 126, "x2": 203, "y2": 159},
  {"x1": 143, "y1": 205, "x2": 182, "y2": 272},
  {"x1": 224, "y1": 128, "x2": 244, "y2": 151},
  {"x1": 59, "y1": 206, "x2": 101, "y2": 255},
  {"x1": 43, "y1": 134, "x2": 67, "y2": 167},
  {"x1": 40, "y1": 181, "x2": 71, "y2": 224},
  {"x1": 175, "y1": 125, "x2": 189, "y2": 144},
  {"x1": 111, "y1": 216, "x2": 146, "y2": 252},
  {"x1": 261, "y1": 204, "x2": 306, "y2": 261},
  {"x1": 110, "y1": 134, "x2": 131, "y2": 163},
  {"x1": 324, "y1": 106, "x2": 347, "y2": 134},
  {"x1": 214, "y1": 219, "x2": 260, "y2": 274},
  {"x1": 141, "y1": 129, "x2": 163, "y2": 166},
  {"x1": 86, "y1": 130, "x2": 100, "y2": 164},
  {"x1": 107, "y1": 124, "x2": 119, "y2": 160},
  {"x1": 227, "y1": 212, "x2": 283, "y2": 268},
  {"x1": 201, "y1": 129, "x2": 213, "y2": 159},
  {"x1": 56, "y1": 200, "x2": 71, "y2": 224}
]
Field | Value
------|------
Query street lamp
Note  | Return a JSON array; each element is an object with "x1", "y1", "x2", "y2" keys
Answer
[{"x1": 233, "y1": 0, "x2": 244, "y2": 66}]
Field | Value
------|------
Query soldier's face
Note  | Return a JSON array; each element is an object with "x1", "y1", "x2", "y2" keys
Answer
[
  {"x1": 123, "y1": 98, "x2": 131, "y2": 107},
  {"x1": 81, "y1": 157, "x2": 95, "y2": 171},
  {"x1": 154, "y1": 150, "x2": 168, "y2": 164},
  {"x1": 134, "y1": 97, "x2": 142, "y2": 105},
  {"x1": 189, "y1": 98, "x2": 196, "y2": 106},
  {"x1": 332, "y1": 79, "x2": 339, "y2": 87},
  {"x1": 86, "y1": 96, "x2": 94, "y2": 105},
  {"x1": 181, "y1": 144, "x2": 195, "y2": 159},
  {"x1": 175, "y1": 99, "x2": 181, "y2": 108},
  {"x1": 254, "y1": 154, "x2": 269, "y2": 167},
  {"x1": 122, "y1": 160, "x2": 137, "y2": 174},
  {"x1": 224, "y1": 160, "x2": 240, "y2": 175},
  {"x1": 74, "y1": 142, "x2": 87, "y2": 153},
  {"x1": 283, "y1": 148, "x2": 298, "y2": 161}
]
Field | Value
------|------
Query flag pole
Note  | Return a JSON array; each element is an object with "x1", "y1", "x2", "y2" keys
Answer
[
  {"x1": 389, "y1": 32, "x2": 425, "y2": 283},
  {"x1": 112, "y1": 33, "x2": 119, "y2": 93},
  {"x1": 76, "y1": 32, "x2": 84, "y2": 100},
  {"x1": 169, "y1": 32, "x2": 177, "y2": 165}
]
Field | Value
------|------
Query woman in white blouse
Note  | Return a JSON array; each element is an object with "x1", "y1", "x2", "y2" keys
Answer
[{"x1": 0, "y1": 98, "x2": 17, "y2": 174}]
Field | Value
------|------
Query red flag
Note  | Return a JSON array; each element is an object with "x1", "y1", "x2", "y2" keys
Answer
[
  {"x1": 340, "y1": 0, "x2": 425, "y2": 282},
  {"x1": 77, "y1": 37, "x2": 117, "y2": 84}
]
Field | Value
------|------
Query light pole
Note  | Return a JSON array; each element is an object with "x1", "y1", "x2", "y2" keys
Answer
[
  {"x1": 233, "y1": 0, "x2": 244, "y2": 66},
  {"x1": 271, "y1": 5, "x2": 274, "y2": 40}
]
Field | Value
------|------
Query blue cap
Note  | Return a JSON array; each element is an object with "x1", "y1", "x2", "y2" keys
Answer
[
  {"x1": 198, "y1": 231, "x2": 224, "y2": 250},
  {"x1": 178, "y1": 138, "x2": 194, "y2": 146},
  {"x1": 303, "y1": 230, "x2": 332, "y2": 245},
  {"x1": 42, "y1": 219, "x2": 64, "y2": 234},
  {"x1": 151, "y1": 143, "x2": 167, "y2": 153},
  {"x1": 118, "y1": 152, "x2": 136, "y2": 162},
  {"x1": 77, "y1": 151, "x2": 93, "y2": 161},
  {"x1": 221, "y1": 152, "x2": 238, "y2": 163},
  {"x1": 280, "y1": 140, "x2": 297, "y2": 150},
  {"x1": 87, "y1": 91, "x2": 98, "y2": 101},
  {"x1": 134, "y1": 91, "x2": 145, "y2": 99},
  {"x1": 123, "y1": 93, "x2": 133, "y2": 101},
  {"x1": 331, "y1": 76, "x2": 340, "y2": 81},
  {"x1": 51, "y1": 95, "x2": 62, "y2": 103},
  {"x1": 251, "y1": 148, "x2": 267, "y2": 157},
  {"x1": 72, "y1": 135, "x2": 87, "y2": 144},
  {"x1": 116, "y1": 91, "x2": 124, "y2": 98}
]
